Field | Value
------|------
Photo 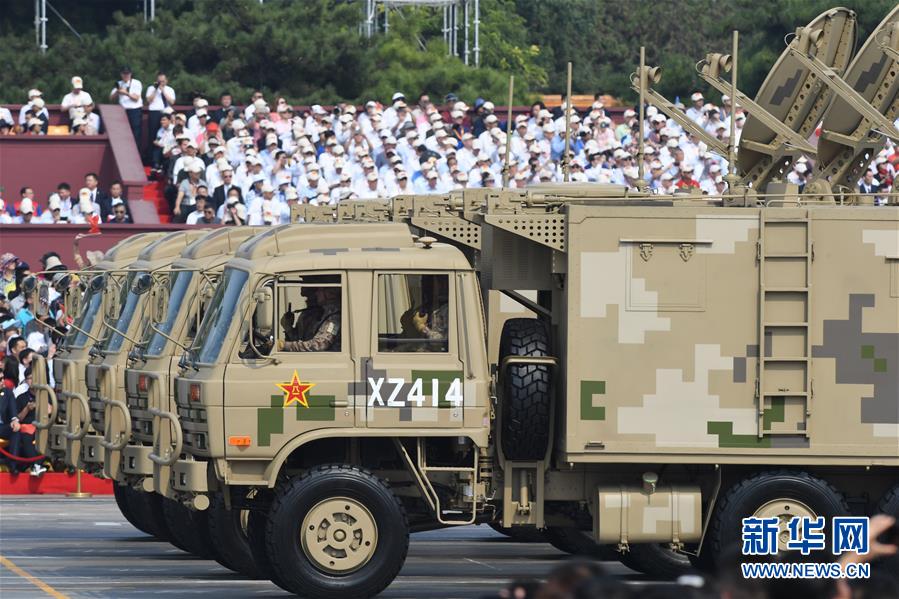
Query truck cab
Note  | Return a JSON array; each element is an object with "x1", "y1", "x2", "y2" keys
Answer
[
  {"x1": 165, "y1": 224, "x2": 490, "y2": 510},
  {"x1": 78, "y1": 230, "x2": 206, "y2": 475},
  {"x1": 35, "y1": 233, "x2": 166, "y2": 464},
  {"x1": 122, "y1": 227, "x2": 263, "y2": 496}
]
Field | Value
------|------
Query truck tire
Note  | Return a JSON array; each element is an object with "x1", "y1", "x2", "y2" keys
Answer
[
  {"x1": 162, "y1": 498, "x2": 215, "y2": 558},
  {"x1": 543, "y1": 527, "x2": 619, "y2": 560},
  {"x1": 247, "y1": 507, "x2": 293, "y2": 592},
  {"x1": 113, "y1": 483, "x2": 153, "y2": 536},
  {"x1": 618, "y1": 544, "x2": 692, "y2": 579},
  {"x1": 488, "y1": 522, "x2": 547, "y2": 543},
  {"x1": 707, "y1": 470, "x2": 848, "y2": 568},
  {"x1": 127, "y1": 488, "x2": 175, "y2": 545},
  {"x1": 266, "y1": 464, "x2": 409, "y2": 599},
  {"x1": 499, "y1": 318, "x2": 552, "y2": 461},
  {"x1": 876, "y1": 485, "x2": 899, "y2": 517},
  {"x1": 207, "y1": 492, "x2": 262, "y2": 578}
]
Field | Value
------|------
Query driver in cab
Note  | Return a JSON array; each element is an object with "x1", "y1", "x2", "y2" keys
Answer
[{"x1": 278, "y1": 287, "x2": 341, "y2": 352}]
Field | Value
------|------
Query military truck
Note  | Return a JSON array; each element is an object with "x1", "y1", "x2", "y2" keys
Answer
[
  {"x1": 115, "y1": 227, "x2": 265, "y2": 570},
  {"x1": 32, "y1": 232, "x2": 166, "y2": 468},
  {"x1": 134, "y1": 7, "x2": 899, "y2": 597},
  {"x1": 142, "y1": 181, "x2": 896, "y2": 596},
  {"x1": 75, "y1": 230, "x2": 207, "y2": 540}
]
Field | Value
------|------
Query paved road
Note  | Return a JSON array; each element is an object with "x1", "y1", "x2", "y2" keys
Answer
[{"x1": 0, "y1": 496, "x2": 651, "y2": 598}]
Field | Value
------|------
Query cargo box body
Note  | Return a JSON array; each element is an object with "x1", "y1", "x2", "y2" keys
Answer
[{"x1": 563, "y1": 205, "x2": 899, "y2": 464}]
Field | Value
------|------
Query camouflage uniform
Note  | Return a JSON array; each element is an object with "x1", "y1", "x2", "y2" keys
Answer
[
  {"x1": 282, "y1": 302, "x2": 341, "y2": 352},
  {"x1": 282, "y1": 304, "x2": 324, "y2": 342}
]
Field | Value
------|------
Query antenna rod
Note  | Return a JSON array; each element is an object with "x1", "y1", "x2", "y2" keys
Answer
[
  {"x1": 638, "y1": 46, "x2": 646, "y2": 185},
  {"x1": 728, "y1": 30, "x2": 738, "y2": 183},
  {"x1": 503, "y1": 75, "x2": 514, "y2": 187},
  {"x1": 563, "y1": 62, "x2": 572, "y2": 182}
]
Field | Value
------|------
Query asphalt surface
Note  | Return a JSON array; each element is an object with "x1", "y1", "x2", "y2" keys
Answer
[{"x1": 0, "y1": 496, "x2": 652, "y2": 598}]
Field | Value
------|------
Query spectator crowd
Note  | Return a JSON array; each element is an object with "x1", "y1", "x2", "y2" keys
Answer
[
  {"x1": 1, "y1": 251, "x2": 72, "y2": 476},
  {"x1": 2, "y1": 68, "x2": 898, "y2": 226}
]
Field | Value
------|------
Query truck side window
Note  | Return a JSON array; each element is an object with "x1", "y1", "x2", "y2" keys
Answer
[
  {"x1": 276, "y1": 274, "x2": 342, "y2": 353},
  {"x1": 378, "y1": 273, "x2": 449, "y2": 353},
  {"x1": 238, "y1": 279, "x2": 275, "y2": 359}
]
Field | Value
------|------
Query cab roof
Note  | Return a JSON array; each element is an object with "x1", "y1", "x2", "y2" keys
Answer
[
  {"x1": 92, "y1": 232, "x2": 167, "y2": 271},
  {"x1": 127, "y1": 229, "x2": 209, "y2": 271},
  {"x1": 180, "y1": 227, "x2": 267, "y2": 261},
  {"x1": 234, "y1": 223, "x2": 471, "y2": 272}
]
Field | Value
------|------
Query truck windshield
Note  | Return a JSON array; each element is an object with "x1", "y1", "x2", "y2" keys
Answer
[
  {"x1": 102, "y1": 271, "x2": 145, "y2": 354},
  {"x1": 143, "y1": 270, "x2": 193, "y2": 358},
  {"x1": 196, "y1": 268, "x2": 249, "y2": 364},
  {"x1": 69, "y1": 285, "x2": 103, "y2": 349}
]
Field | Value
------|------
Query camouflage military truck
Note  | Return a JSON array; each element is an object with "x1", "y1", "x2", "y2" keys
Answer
[
  {"x1": 74, "y1": 230, "x2": 207, "y2": 539},
  {"x1": 115, "y1": 227, "x2": 265, "y2": 569},
  {"x1": 134, "y1": 7, "x2": 899, "y2": 596},
  {"x1": 32, "y1": 233, "x2": 166, "y2": 467}
]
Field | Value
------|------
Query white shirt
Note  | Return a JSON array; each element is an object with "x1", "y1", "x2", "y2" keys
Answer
[
  {"x1": 145, "y1": 84, "x2": 175, "y2": 111},
  {"x1": 185, "y1": 209, "x2": 205, "y2": 225},
  {"x1": 112, "y1": 78, "x2": 143, "y2": 109},
  {"x1": 61, "y1": 91, "x2": 94, "y2": 119},
  {"x1": 17, "y1": 103, "x2": 48, "y2": 126}
]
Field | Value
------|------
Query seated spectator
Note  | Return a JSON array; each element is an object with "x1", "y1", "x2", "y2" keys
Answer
[
  {"x1": 216, "y1": 187, "x2": 244, "y2": 221},
  {"x1": 84, "y1": 173, "x2": 110, "y2": 220},
  {"x1": 39, "y1": 195, "x2": 66, "y2": 224},
  {"x1": 71, "y1": 188, "x2": 100, "y2": 224},
  {"x1": 174, "y1": 159, "x2": 207, "y2": 222},
  {"x1": 106, "y1": 181, "x2": 133, "y2": 223},
  {"x1": 185, "y1": 192, "x2": 211, "y2": 225},
  {"x1": 13, "y1": 199, "x2": 35, "y2": 224},
  {"x1": 61, "y1": 76, "x2": 93, "y2": 122},
  {"x1": 109, "y1": 200, "x2": 132, "y2": 224}
]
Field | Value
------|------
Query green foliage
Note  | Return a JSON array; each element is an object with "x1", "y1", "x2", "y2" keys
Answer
[{"x1": 0, "y1": 0, "x2": 895, "y2": 106}]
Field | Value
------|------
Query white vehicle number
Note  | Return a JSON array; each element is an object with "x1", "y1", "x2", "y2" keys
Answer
[{"x1": 368, "y1": 377, "x2": 463, "y2": 408}]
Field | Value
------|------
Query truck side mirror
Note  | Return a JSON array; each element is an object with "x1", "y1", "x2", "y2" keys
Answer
[
  {"x1": 89, "y1": 274, "x2": 106, "y2": 293},
  {"x1": 54, "y1": 273, "x2": 73, "y2": 293},
  {"x1": 131, "y1": 273, "x2": 153, "y2": 295},
  {"x1": 253, "y1": 287, "x2": 274, "y2": 335}
]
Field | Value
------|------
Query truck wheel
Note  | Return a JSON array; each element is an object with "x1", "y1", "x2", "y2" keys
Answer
[
  {"x1": 162, "y1": 498, "x2": 215, "y2": 558},
  {"x1": 113, "y1": 483, "x2": 153, "y2": 536},
  {"x1": 707, "y1": 470, "x2": 848, "y2": 568},
  {"x1": 877, "y1": 485, "x2": 899, "y2": 516},
  {"x1": 127, "y1": 488, "x2": 175, "y2": 545},
  {"x1": 266, "y1": 464, "x2": 409, "y2": 599},
  {"x1": 247, "y1": 507, "x2": 292, "y2": 592},
  {"x1": 207, "y1": 492, "x2": 262, "y2": 578},
  {"x1": 488, "y1": 522, "x2": 547, "y2": 543},
  {"x1": 499, "y1": 318, "x2": 552, "y2": 461},
  {"x1": 543, "y1": 527, "x2": 619, "y2": 560},
  {"x1": 618, "y1": 544, "x2": 691, "y2": 579}
]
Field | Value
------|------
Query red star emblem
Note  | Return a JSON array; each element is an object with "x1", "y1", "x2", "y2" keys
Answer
[{"x1": 277, "y1": 371, "x2": 315, "y2": 408}]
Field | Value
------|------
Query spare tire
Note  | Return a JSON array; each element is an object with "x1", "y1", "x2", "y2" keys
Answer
[{"x1": 499, "y1": 318, "x2": 552, "y2": 461}]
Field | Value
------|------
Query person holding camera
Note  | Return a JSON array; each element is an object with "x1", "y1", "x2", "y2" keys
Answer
[
  {"x1": 145, "y1": 71, "x2": 175, "y2": 162},
  {"x1": 109, "y1": 66, "x2": 143, "y2": 149}
]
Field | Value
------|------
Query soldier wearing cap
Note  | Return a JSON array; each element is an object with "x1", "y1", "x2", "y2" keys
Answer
[{"x1": 279, "y1": 288, "x2": 341, "y2": 352}]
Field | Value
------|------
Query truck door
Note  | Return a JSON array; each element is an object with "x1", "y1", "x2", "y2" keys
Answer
[
  {"x1": 223, "y1": 272, "x2": 356, "y2": 458},
  {"x1": 366, "y1": 272, "x2": 465, "y2": 428}
]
